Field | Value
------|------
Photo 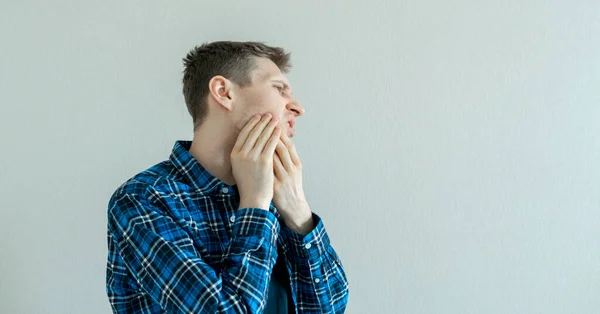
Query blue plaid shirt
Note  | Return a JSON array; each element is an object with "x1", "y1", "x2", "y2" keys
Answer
[{"x1": 106, "y1": 140, "x2": 349, "y2": 313}]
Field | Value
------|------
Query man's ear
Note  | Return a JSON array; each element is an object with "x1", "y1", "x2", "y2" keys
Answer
[{"x1": 208, "y1": 75, "x2": 235, "y2": 111}]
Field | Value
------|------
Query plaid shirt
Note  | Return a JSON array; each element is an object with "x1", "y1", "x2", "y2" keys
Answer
[{"x1": 106, "y1": 140, "x2": 349, "y2": 313}]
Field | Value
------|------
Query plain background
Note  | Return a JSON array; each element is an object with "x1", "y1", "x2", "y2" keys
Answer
[{"x1": 1, "y1": 1, "x2": 599, "y2": 313}]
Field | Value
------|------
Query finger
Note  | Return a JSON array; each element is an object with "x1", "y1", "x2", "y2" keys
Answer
[
  {"x1": 281, "y1": 134, "x2": 301, "y2": 166},
  {"x1": 276, "y1": 139, "x2": 294, "y2": 169},
  {"x1": 255, "y1": 118, "x2": 279, "y2": 154},
  {"x1": 273, "y1": 151, "x2": 285, "y2": 178},
  {"x1": 263, "y1": 124, "x2": 281, "y2": 157},
  {"x1": 243, "y1": 114, "x2": 273, "y2": 153},
  {"x1": 281, "y1": 133, "x2": 301, "y2": 166},
  {"x1": 233, "y1": 114, "x2": 261, "y2": 152}
]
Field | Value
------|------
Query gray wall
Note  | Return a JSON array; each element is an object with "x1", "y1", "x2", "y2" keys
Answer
[{"x1": 1, "y1": 1, "x2": 599, "y2": 313}]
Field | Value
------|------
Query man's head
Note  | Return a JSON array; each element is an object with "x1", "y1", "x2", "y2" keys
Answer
[{"x1": 182, "y1": 41, "x2": 304, "y2": 138}]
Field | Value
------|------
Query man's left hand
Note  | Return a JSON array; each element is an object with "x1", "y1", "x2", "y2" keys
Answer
[{"x1": 273, "y1": 131, "x2": 314, "y2": 234}]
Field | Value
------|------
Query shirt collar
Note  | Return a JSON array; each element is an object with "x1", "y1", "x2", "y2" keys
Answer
[
  {"x1": 168, "y1": 140, "x2": 229, "y2": 195},
  {"x1": 168, "y1": 140, "x2": 279, "y2": 218}
]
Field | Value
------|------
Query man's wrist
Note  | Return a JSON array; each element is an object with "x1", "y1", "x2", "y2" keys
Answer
[{"x1": 283, "y1": 205, "x2": 314, "y2": 234}]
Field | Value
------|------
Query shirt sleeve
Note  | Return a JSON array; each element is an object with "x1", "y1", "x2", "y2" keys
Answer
[
  {"x1": 107, "y1": 191, "x2": 279, "y2": 313},
  {"x1": 278, "y1": 212, "x2": 350, "y2": 314}
]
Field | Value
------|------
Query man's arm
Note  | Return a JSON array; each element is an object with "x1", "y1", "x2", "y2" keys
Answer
[
  {"x1": 279, "y1": 212, "x2": 350, "y2": 314},
  {"x1": 107, "y1": 190, "x2": 279, "y2": 313}
]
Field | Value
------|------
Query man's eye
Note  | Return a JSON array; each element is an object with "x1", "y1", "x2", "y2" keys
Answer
[{"x1": 274, "y1": 86, "x2": 284, "y2": 94}]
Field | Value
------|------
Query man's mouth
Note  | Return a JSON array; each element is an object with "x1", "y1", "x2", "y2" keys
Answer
[{"x1": 287, "y1": 119, "x2": 295, "y2": 128}]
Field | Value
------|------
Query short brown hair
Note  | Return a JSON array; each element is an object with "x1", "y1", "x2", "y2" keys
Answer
[{"x1": 182, "y1": 41, "x2": 292, "y2": 131}]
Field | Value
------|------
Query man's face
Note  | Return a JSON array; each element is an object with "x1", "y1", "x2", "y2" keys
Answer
[{"x1": 233, "y1": 57, "x2": 304, "y2": 138}]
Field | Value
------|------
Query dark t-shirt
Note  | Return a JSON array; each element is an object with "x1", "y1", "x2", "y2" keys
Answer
[{"x1": 264, "y1": 244, "x2": 295, "y2": 314}]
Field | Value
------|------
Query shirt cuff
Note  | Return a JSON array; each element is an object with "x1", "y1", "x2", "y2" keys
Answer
[
  {"x1": 279, "y1": 212, "x2": 331, "y2": 260},
  {"x1": 233, "y1": 208, "x2": 280, "y2": 248}
]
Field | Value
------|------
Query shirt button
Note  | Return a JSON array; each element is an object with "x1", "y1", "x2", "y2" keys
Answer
[
  {"x1": 314, "y1": 278, "x2": 321, "y2": 283},
  {"x1": 304, "y1": 243, "x2": 312, "y2": 249},
  {"x1": 222, "y1": 187, "x2": 229, "y2": 193},
  {"x1": 230, "y1": 215, "x2": 235, "y2": 223}
]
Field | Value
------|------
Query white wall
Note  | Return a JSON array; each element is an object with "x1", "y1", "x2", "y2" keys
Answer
[{"x1": 1, "y1": 1, "x2": 599, "y2": 313}]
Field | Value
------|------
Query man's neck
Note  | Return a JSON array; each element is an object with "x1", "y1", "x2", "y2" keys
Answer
[{"x1": 188, "y1": 121, "x2": 238, "y2": 186}]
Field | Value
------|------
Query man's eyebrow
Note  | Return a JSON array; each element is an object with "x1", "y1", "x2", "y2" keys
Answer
[{"x1": 270, "y1": 80, "x2": 292, "y2": 93}]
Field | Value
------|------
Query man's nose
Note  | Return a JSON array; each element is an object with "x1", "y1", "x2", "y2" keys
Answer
[{"x1": 288, "y1": 99, "x2": 305, "y2": 116}]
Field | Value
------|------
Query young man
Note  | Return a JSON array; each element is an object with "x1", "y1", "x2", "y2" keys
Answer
[{"x1": 106, "y1": 41, "x2": 349, "y2": 313}]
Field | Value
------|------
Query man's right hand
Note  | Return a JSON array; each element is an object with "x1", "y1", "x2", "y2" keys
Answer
[{"x1": 231, "y1": 113, "x2": 281, "y2": 210}]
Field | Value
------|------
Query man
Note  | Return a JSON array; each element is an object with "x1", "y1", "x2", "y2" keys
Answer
[{"x1": 106, "y1": 41, "x2": 349, "y2": 313}]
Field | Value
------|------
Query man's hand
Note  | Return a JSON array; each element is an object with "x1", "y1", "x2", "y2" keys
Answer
[
  {"x1": 273, "y1": 131, "x2": 314, "y2": 234},
  {"x1": 231, "y1": 113, "x2": 281, "y2": 211}
]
